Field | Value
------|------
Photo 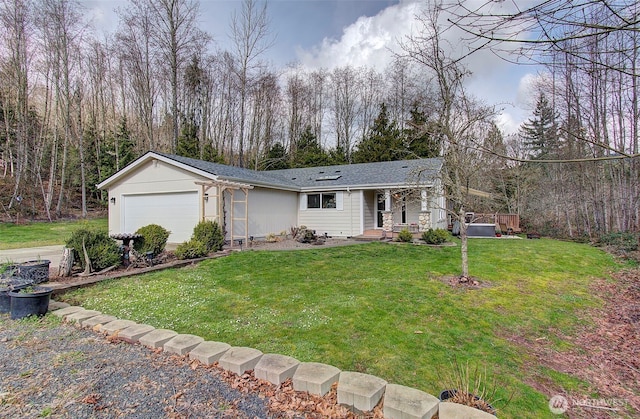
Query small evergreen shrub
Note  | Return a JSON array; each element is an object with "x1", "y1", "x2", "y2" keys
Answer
[
  {"x1": 397, "y1": 228, "x2": 413, "y2": 242},
  {"x1": 422, "y1": 228, "x2": 449, "y2": 245},
  {"x1": 175, "y1": 239, "x2": 207, "y2": 260},
  {"x1": 66, "y1": 229, "x2": 120, "y2": 271},
  {"x1": 192, "y1": 220, "x2": 224, "y2": 252},
  {"x1": 134, "y1": 224, "x2": 170, "y2": 255}
]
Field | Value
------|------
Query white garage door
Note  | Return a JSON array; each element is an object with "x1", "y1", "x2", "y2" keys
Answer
[{"x1": 122, "y1": 192, "x2": 199, "y2": 243}]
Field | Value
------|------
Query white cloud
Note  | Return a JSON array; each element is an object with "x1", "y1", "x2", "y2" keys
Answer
[
  {"x1": 83, "y1": 0, "x2": 124, "y2": 35},
  {"x1": 297, "y1": 0, "x2": 540, "y2": 133},
  {"x1": 297, "y1": 1, "x2": 420, "y2": 71},
  {"x1": 495, "y1": 111, "x2": 521, "y2": 135}
]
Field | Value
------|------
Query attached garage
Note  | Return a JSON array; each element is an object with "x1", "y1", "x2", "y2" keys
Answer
[{"x1": 122, "y1": 192, "x2": 199, "y2": 243}]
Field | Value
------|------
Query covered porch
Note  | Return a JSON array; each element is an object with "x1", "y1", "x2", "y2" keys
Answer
[{"x1": 359, "y1": 188, "x2": 445, "y2": 238}]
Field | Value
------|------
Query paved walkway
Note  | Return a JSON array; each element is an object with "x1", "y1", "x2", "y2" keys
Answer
[{"x1": 0, "y1": 245, "x2": 64, "y2": 266}]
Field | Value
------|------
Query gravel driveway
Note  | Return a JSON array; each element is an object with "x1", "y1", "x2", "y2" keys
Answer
[{"x1": 0, "y1": 317, "x2": 273, "y2": 418}]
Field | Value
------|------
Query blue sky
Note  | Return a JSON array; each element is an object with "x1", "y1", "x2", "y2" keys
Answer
[{"x1": 85, "y1": 0, "x2": 537, "y2": 133}]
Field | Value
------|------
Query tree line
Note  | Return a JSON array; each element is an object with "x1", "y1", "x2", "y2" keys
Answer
[{"x1": 1, "y1": 0, "x2": 638, "y2": 238}]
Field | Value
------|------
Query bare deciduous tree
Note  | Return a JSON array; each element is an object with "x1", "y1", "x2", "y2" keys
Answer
[
  {"x1": 229, "y1": 0, "x2": 274, "y2": 167},
  {"x1": 403, "y1": 4, "x2": 497, "y2": 280}
]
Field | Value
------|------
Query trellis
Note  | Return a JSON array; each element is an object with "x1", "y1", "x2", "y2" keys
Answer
[{"x1": 195, "y1": 180, "x2": 254, "y2": 247}]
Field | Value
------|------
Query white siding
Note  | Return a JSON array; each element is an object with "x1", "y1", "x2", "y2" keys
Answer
[
  {"x1": 363, "y1": 190, "x2": 375, "y2": 229},
  {"x1": 107, "y1": 159, "x2": 208, "y2": 240},
  {"x1": 405, "y1": 198, "x2": 421, "y2": 225},
  {"x1": 247, "y1": 188, "x2": 298, "y2": 238},
  {"x1": 298, "y1": 191, "x2": 362, "y2": 237}
]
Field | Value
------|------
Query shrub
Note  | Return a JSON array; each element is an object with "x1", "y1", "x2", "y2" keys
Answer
[
  {"x1": 295, "y1": 227, "x2": 317, "y2": 243},
  {"x1": 192, "y1": 220, "x2": 224, "y2": 252},
  {"x1": 66, "y1": 229, "x2": 120, "y2": 271},
  {"x1": 175, "y1": 239, "x2": 207, "y2": 260},
  {"x1": 134, "y1": 224, "x2": 170, "y2": 255},
  {"x1": 598, "y1": 231, "x2": 638, "y2": 253},
  {"x1": 397, "y1": 228, "x2": 413, "y2": 242},
  {"x1": 265, "y1": 233, "x2": 278, "y2": 243},
  {"x1": 422, "y1": 228, "x2": 449, "y2": 245}
]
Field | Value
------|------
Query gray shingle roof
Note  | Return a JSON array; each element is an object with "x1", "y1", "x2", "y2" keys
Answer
[
  {"x1": 268, "y1": 158, "x2": 443, "y2": 189},
  {"x1": 155, "y1": 152, "x2": 442, "y2": 191}
]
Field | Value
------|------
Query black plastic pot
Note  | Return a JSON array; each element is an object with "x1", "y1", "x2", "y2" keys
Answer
[
  {"x1": 16, "y1": 260, "x2": 51, "y2": 284},
  {"x1": 0, "y1": 279, "x2": 32, "y2": 314},
  {"x1": 439, "y1": 389, "x2": 496, "y2": 416},
  {"x1": 0, "y1": 287, "x2": 11, "y2": 313},
  {"x1": 8, "y1": 287, "x2": 53, "y2": 319}
]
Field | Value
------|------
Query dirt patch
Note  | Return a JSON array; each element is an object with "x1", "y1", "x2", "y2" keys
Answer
[
  {"x1": 506, "y1": 269, "x2": 640, "y2": 418},
  {"x1": 438, "y1": 275, "x2": 491, "y2": 289}
]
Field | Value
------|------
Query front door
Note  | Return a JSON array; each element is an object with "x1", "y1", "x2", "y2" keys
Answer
[{"x1": 376, "y1": 193, "x2": 385, "y2": 228}]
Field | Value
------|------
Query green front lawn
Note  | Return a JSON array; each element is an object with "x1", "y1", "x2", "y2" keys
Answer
[
  {"x1": 0, "y1": 218, "x2": 107, "y2": 250},
  {"x1": 61, "y1": 239, "x2": 620, "y2": 418}
]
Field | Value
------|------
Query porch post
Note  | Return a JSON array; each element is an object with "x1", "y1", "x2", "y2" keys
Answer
[
  {"x1": 382, "y1": 189, "x2": 393, "y2": 232},
  {"x1": 418, "y1": 188, "x2": 431, "y2": 232}
]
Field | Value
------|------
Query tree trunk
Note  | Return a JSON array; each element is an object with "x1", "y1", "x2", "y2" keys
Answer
[{"x1": 57, "y1": 247, "x2": 74, "y2": 277}]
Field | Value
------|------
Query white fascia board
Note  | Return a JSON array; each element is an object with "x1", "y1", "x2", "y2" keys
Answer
[
  {"x1": 219, "y1": 177, "x2": 300, "y2": 192},
  {"x1": 299, "y1": 182, "x2": 434, "y2": 193},
  {"x1": 96, "y1": 152, "x2": 217, "y2": 189}
]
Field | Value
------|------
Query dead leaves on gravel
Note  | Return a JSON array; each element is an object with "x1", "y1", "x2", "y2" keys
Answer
[{"x1": 192, "y1": 360, "x2": 385, "y2": 418}]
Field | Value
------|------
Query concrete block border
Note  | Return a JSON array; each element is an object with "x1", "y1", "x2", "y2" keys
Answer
[{"x1": 49, "y1": 301, "x2": 496, "y2": 418}]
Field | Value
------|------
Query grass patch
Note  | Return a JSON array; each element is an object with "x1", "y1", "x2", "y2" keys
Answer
[
  {"x1": 60, "y1": 239, "x2": 620, "y2": 418},
  {"x1": 0, "y1": 218, "x2": 107, "y2": 250}
]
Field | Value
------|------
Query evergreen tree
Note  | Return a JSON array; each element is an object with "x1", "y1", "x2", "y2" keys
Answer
[
  {"x1": 176, "y1": 117, "x2": 200, "y2": 159},
  {"x1": 291, "y1": 126, "x2": 330, "y2": 168},
  {"x1": 519, "y1": 93, "x2": 559, "y2": 159},
  {"x1": 352, "y1": 103, "x2": 404, "y2": 163},
  {"x1": 404, "y1": 104, "x2": 441, "y2": 158},
  {"x1": 259, "y1": 142, "x2": 290, "y2": 170},
  {"x1": 113, "y1": 116, "x2": 136, "y2": 170},
  {"x1": 202, "y1": 142, "x2": 226, "y2": 164},
  {"x1": 328, "y1": 144, "x2": 348, "y2": 165}
]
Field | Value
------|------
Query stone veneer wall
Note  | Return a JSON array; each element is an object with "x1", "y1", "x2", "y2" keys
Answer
[
  {"x1": 418, "y1": 211, "x2": 431, "y2": 232},
  {"x1": 382, "y1": 211, "x2": 394, "y2": 232}
]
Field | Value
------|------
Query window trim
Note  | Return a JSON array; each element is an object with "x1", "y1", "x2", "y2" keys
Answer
[{"x1": 302, "y1": 192, "x2": 342, "y2": 210}]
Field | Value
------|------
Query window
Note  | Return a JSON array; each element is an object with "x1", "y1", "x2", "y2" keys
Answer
[
  {"x1": 307, "y1": 194, "x2": 320, "y2": 208},
  {"x1": 322, "y1": 193, "x2": 336, "y2": 208},
  {"x1": 307, "y1": 193, "x2": 337, "y2": 209}
]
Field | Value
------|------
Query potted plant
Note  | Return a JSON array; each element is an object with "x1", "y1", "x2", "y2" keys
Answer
[
  {"x1": 439, "y1": 389, "x2": 496, "y2": 416},
  {"x1": 0, "y1": 278, "x2": 31, "y2": 314},
  {"x1": 438, "y1": 360, "x2": 507, "y2": 416},
  {"x1": 8, "y1": 285, "x2": 53, "y2": 320},
  {"x1": 14, "y1": 259, "x2": 51, "y2": 284}
]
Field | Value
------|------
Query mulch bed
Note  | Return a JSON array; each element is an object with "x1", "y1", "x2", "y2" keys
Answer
[
  {"x1": 47, "y1": 251, "x2": 228, "y2": 289},
  {"x1": 506, "y1": 268, "x2": 640, "y2": 418}
]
